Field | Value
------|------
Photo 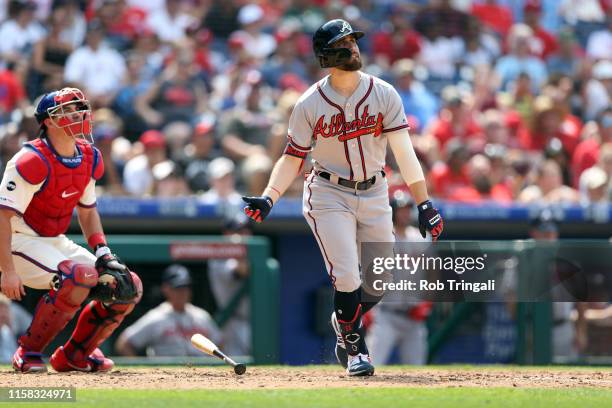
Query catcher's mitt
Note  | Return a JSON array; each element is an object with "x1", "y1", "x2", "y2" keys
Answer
[{"x1": 91, "y1": 252, "x2": 138, "y2": 303}]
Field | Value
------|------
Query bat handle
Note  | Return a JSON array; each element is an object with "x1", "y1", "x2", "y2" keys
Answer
[
  {"x1": 213, "y1": 349, "x2": 246, "y2": 375},
  {"x1": 213, "y1": 349, "x2": 236, "y2": 366}
]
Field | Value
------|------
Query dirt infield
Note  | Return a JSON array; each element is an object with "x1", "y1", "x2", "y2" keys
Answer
[{"x1": 1, "y1": 366, "x2": 611, "y2": 389}]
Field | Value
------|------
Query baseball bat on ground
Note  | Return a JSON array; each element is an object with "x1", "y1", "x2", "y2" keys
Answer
[{"x1": 190, "y1": 333, "x2": 247, "y2": 375}]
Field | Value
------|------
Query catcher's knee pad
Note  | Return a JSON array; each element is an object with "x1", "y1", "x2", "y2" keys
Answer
[
  {"x1": 52, "y1": 260, "x2": 99, "y2": 309},
  {"x1": 18, "y1": 261, "x2": 98, "y2": 352}
]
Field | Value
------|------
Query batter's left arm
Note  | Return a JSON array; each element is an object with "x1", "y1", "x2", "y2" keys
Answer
[
  {"x1": 383, "y1": 86, "x2": 429, "y2": 203},
  {"x1": 387, "y1": 130, "x2": 427, "y2": 202},
  {"x1": 388, "y1": 130, "x2": 444, "y2": 240}
]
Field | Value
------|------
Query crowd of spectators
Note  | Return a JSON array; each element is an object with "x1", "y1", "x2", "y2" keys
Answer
[{"x1": 0, "y1": 0, "x2": 610, "y2": 207}]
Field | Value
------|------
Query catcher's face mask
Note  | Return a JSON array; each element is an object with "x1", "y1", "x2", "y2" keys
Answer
[{"x1": 44, "y1": 88, "x2": 94, "y2": 144}]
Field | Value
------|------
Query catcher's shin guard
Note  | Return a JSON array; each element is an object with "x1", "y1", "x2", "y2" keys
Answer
[
  {"x1": 59, "y1": 272, "x2": 142, "y2": 363},
  {"x1": 18, "y1": 260, "x2": 98, "y2": 353}
]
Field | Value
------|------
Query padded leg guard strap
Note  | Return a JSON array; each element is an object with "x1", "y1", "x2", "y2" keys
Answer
[
  {"x1": 18, "y1": 261, "x2": 98, "y2": 352},
  {"x1": 63, "y1": 272, "x2": 142, "y2": 362}
]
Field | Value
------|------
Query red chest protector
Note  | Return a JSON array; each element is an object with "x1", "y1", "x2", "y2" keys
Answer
[{"x1": 19, "y1": 138, "x2": 102, "y2": 237}]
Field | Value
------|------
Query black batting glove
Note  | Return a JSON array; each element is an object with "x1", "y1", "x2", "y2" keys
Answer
[
  {"x1": 94, "y1": 246, "x2": 128, "y2": 273},
  {"x1": 417, "y1": 200, "x2": 444, "y2": 241},
  {"x1": 242, "y1": 196, "x2": 273, "y2": 223}
]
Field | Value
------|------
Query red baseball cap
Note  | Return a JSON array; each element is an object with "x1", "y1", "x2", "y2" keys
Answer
[
  {"x1": 228, "y1": 32, "x2": 246, "y2": 49},
  {"x1": 194, "y1": 121, "x2": 214, "y2": 137},
  {"x1": 524, "y1": 0, "x2": 542, "y2": 13},
  {"x1": 279, "y1": 73, "x2": 307, "y2": 92},
  {"x1": 139, "y1": 130, "x2": 166, "y2": 149}
]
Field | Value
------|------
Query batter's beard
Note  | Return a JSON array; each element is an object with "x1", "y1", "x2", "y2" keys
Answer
[{"x1": 338, "y1": 57, "x2": 362, "y2": 71}]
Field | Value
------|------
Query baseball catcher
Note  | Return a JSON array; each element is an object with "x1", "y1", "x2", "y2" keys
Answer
[{"x1": 0, "y1": 87, "x2": 142, "y2": 373}]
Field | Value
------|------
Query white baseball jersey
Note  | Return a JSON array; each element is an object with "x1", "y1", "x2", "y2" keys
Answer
[{"x1": 287, "y1": 72, "x2": 410, "y2": 181}]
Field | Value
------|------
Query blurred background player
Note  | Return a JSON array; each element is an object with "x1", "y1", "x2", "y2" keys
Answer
[
  {"x1": 208, "y1": 213, "x2": 252, "y2": 356},
  {"x1": 0, "y1": 87, "x2": 142, "y2": 373},
  {"x1": 501, "y1": 209, "x2": 588, "y2": 361},
  {"x1": 116, "y1": 264, "x2": 220, "y2": 356},
  {"x1": 0, "y1": 293, "x2": 17, "y2": 362},
  {"x1": 528, "y1": 210, "x2": 588, "y2": 359},
  {"x1": 0, "y1": 292, "x2": 31, "y2": 363},
  {"x1": 367, "y1": 190, "x2": 431, "y2": 365}
]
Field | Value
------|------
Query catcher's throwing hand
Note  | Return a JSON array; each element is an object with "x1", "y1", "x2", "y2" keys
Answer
[
  {"x1": 0, "y1": 270, "x2": 25, "y2": 301},
  {"x1": 92, "y1": 246, "x2": 137, "y2": 302},
  {"x1": 417, "y1": 200, "x2": 444, "y2": 241},
  {"x1": 242, "y1": 196, "x2": 273, "y2": 223}
]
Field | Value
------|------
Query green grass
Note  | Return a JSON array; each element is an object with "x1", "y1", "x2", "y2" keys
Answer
[
  {"x1": 6, "y1": 387, "x2": 610, "y2": 408},
  {"x1": 1, "y1": 365, "x2": 610, "y2": 407}
]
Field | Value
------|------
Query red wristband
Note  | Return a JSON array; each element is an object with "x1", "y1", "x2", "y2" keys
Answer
[{"x1": 88, "y1": 232, "x2": 107, "y2": 250}]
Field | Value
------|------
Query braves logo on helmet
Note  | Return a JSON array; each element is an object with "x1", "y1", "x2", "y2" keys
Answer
[{"x1": 340, "y1": 21, "x2": 351, "y2": 33}]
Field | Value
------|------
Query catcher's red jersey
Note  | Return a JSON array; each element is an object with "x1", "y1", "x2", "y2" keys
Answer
[{"x1": 18, "y1": 138, "x2": 103, "y2": 237}]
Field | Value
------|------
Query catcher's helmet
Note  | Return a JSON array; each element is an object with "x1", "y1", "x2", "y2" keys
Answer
[
  {"x1": 313, "y1": 19, "x2": 364, "y2": 68},
  {"x1": 35, "y1": 87, "x2": 93, "y2": 143}
]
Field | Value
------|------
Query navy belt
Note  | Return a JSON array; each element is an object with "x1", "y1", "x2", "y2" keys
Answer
[{"x1": 317, "y1": 171, "x2": 382, "y2": 191}]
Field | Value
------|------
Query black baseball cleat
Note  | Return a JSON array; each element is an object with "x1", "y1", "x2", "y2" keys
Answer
[
  {"x1": 330, "y1": 312, "x2": 348, "y2": 368},
  {"x1": 347, "y1": 353, "x2": 375, "y2": 376}
]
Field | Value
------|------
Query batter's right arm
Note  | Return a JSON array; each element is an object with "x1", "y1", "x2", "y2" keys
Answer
[
  {"x1": 262, "y1": 155, "x2": 304, "y2": 202},
  {"x1": 242, "y1": 154, "x2": 303, "y2": 222},
  {"x1": 243, "y1": 94, "x2": 314, "y2": 222}
]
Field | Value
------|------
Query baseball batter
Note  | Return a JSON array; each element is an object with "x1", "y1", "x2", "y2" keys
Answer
[
  {"x1": 0, "y1": 88, "x2": 142, "y2": 373},
  {"x1": 242, "y1": 19, "x2": 444, "y2": 376}
]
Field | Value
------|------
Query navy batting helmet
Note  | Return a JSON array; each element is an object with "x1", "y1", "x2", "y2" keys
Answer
[{"x1": 313, "y1": 19, "x2": 364, "y2": 68}]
